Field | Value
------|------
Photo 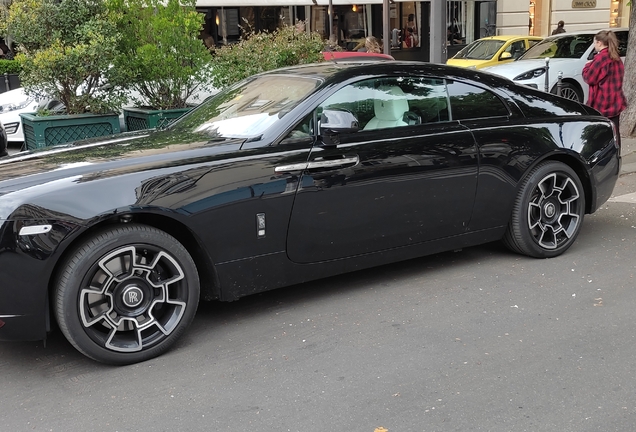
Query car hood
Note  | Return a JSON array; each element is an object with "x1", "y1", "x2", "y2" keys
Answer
[
  {"x1": 0, "y1": 87, "x2": 27, "y2": 105},
  {"x1": 0, "y1": 128, "x2": 246, "y2": 195},
  {"x1": 482, "y1": 58, "x2": 580, "y2": 79},
  {"x1": 446, "y1": 58, "x2": 486, "y2": 69}
]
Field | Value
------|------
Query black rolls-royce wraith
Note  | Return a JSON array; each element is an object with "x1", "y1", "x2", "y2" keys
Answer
[{"x1": 0, "y1": 61, "x2": 620, "y2": 364}]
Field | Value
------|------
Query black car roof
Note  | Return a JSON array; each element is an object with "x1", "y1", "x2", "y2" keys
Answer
[{"x1": 262, "y1": 60, "x2": 516, "y2": 92}]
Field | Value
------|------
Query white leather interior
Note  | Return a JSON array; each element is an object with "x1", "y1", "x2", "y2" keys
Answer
[{"x1": 363, "y1": 86, "x2": 409, "y2": 130}]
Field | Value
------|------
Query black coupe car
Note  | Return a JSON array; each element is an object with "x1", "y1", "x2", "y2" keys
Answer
[{"x1": 0, "y1": 61, "x2": 620, "y2": 364}]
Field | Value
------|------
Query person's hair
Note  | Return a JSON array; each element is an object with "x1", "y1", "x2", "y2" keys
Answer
[
  {"x1": 557, "y1": 20, "x2": 565, "y2": 28},
  {"x1": 595, "y1": 30, "x2": 620, "y2": 61},
  {"x1": 408, "y1": 14, "x2": 415, "y2": 21},
  {"x1": 365, "y1": 36, "x2": 381, "y2": 53}
]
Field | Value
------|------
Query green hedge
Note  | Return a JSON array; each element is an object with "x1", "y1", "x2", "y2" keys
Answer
[
  {"x1": 211, "y1": 24, "x2": 325, "y2": 89},
  {"x1": 0, "y1": 60, "x2": 21, "y2": 75}
]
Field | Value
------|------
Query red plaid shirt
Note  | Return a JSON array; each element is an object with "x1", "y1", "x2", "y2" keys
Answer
[{"x1": 582, "y1": 48, "x2": 627, "y2": 117}]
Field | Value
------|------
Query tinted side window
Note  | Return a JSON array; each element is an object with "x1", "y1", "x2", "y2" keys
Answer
[
  {"x1": 318, "y1": 76, "x2": 450, "y2": 132},
  {"x1": 447, "y1": 81, "x2": 509, "y2": 120},
  {"x1": 400, "y1": 77, "x2": 449, "y2": 124}
]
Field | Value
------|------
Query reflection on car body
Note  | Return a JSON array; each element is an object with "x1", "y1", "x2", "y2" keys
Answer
[{"x1": 0, "y1": 60, "x2": 620, "y2": 365}]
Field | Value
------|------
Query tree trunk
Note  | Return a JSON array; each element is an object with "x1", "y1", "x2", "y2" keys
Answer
[{"x1": 621, "y1": 3, "x2": 636, "y2": 137}]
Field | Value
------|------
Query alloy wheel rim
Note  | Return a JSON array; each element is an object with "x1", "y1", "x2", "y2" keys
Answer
[
  {"x1": 527, "y1": 172, "x2": 581, "y2": 249},
  {"x1": 560, "y1": 87, "x2": 580, "y2": 102},
  {"x1": 78, "y1": 245, "x2": 188, "y2": 353}
]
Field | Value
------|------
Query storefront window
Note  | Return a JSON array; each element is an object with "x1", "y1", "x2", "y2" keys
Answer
[
  {"x1": 610, "y1": 0, "x2": 628, "y2": 28},
  {"x1": 241, "y1": 7, "x2": 255, "y2": 31},
  {"x1": 401, "y1": 3, "x2": 419, "y2": 48},
  {"x1": 260, "y1": 7, "x2": 281, "y2": 32},
  {"x1": 312, "y1": 5, "x2": 371, "y2": 51},
  {"x1": 216, "y1": 8, "x2": 240, "y2": 44}
]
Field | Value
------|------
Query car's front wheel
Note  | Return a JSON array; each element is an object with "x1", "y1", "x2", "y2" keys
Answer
[
  {"x1": 54, "y1": 224, "x2": 200, "y2": 365},
  {"x1": 503, "y1": 161, "x2": 585, "y2": 258}
]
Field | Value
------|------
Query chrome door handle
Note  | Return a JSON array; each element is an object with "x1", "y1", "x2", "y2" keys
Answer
[
  {"x1": 274, "y1": 156, "x2": 359, "y2": 173},
  {"x1": 306, "y1": 156, "x2": 359, "y2": 169},
  {"x1": 274, "y1": 163, "x2": 308, "y2": 173}
]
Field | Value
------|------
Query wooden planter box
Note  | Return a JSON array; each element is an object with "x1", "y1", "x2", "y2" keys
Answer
[
  {"x1": 20, "y1": 112, "x2": 121, "y2": 150},
  {"x1": 123, "y1": 107, "x2": 193, "y2": 132}
]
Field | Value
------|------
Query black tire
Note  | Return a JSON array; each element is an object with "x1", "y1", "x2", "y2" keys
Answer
[
  {"x1": 503, "y1": 161, "x2": 585, "y2": 258},
  {"x1": 54, "y1": 224, "x2": 200, "y2": 365},
  {"x1": 552, "y1": 82, "x2": 583, "y2": 102}
]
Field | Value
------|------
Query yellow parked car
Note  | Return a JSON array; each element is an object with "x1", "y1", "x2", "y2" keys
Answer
[{"x1": 447, "y1": 35, "x2": 543, "y2": 70}]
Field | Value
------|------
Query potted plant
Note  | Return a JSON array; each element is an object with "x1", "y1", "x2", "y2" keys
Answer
[
  {"x1": 0, "y1": 0, "x2": 126, "y2": 149},
  {"x1": 0, "y1": 59, "x2": 21, "y2": 93},
  {"x1": 210, "y1": 22, "x2": 325, "y2": 89},
  {"x1": 110, "y1": 0, "x2": 214, "y2": 131}
]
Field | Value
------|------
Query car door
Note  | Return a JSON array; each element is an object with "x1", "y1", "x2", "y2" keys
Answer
[
  {"x1": 444, "y1": 79, "x2": 520, "y2": 232},
  {"x1": 286, "y1": 76, "x2": 479, "y2": 264}
]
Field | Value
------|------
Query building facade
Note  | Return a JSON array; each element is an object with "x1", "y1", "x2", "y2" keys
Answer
[
  {"x1": 197, "y1": 1, "x2": 500, "y2": 61},
  {"x1": 499, "y1": 0, "x2": 631, "y2": 36},
  {"x1": 200, "y1": 0, "x2": 631, "y2": 48}
]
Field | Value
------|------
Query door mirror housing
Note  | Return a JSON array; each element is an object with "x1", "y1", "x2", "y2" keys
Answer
[
  {"x1": 320, "y1": 108, "x2": 359, "y2": 133},
  {"x1": 319, "y1": 108, "x2": 360, "y2": 146}
]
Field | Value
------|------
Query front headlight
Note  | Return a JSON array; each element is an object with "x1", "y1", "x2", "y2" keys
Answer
[
  {"x1": 0, "y1": 98, "x2": 34, "y2": 113},
  {"x1": 514, "y1": 68, "x2": 546, "y2": 81}
]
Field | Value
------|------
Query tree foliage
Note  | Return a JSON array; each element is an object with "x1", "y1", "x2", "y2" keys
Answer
[
  {"x1": 210, "y1": 23, "x2": 325, "y2": 89},
  {"x1": 0, "y1": 0, "x2": 126, "y2": 114},
  {"x1": 109, "y1": 0, "x2": 213, "y2": 110}
]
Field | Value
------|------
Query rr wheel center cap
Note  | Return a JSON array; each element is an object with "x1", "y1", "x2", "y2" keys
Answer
[
  {"x1": 544, "y1": 202, "x2": 556, "y2": 219},
  {"x1": 122, "y1": 286, "x2": 144, "y2": 308}
]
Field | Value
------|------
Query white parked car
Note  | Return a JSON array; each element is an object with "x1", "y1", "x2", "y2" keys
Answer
[
  {"x1": 482, "y1": 29, "x2": 628, "y2": 103},
  {"x1": 0, "y1": 87, "x2": 39, "y2": 144}
]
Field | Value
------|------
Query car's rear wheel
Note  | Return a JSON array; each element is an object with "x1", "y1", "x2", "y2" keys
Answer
[
  {"x1": 552, "y1": 82, "x2": 583, "y2": 102},
  {"x1": 54, "y1": 224, "x2": 200, "y2": 365},
  {"x1": 503, "y1": 161, "x2": 585, "y2": 258}
]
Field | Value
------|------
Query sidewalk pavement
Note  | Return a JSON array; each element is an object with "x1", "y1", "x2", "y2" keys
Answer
[{"x1": 621, "y1": 135, "x2": 636, "y2": 175}]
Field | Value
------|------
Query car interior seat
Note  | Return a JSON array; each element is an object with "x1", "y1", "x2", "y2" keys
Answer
[
  {"x1": 510, "y1": 43, "x2": 524, "y2": 60},
  {"x1": 572, "y1": 41, "x2": 588, "y2": 58},
  {"x1": 363, "y1": 85, "x2": 409, "y2": 130}
]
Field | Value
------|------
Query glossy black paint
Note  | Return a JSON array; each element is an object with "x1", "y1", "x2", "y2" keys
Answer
[{"x1": 0, "y1": 61, "x2": 620, "y2": 342}]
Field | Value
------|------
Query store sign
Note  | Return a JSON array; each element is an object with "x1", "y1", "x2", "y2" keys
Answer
[{"x1": 572, "y1": 0, "x2": 596, "y2": 7}]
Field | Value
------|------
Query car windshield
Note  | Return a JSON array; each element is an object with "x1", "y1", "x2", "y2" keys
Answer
[
  {"x1": 518, "y1": 34, "x2": 594, "y2": 60},
  {"x1": 453, "y1": 40, "x2": 505, "y2": 60},
  {"x1": 171, "y1": 74, "x2": 322, "y2": 139}
]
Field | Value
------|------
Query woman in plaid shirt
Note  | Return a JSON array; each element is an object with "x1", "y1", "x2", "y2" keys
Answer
[{"x1": 583, "y1": 30, "x2": 627, "y2": 148}]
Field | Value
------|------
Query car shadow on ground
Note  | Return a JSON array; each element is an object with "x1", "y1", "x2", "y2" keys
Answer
[
  {"x1": 1, "y1": 240, "x2": 514, "y2": 370},
  {"x1": 189, "y1": 241, "x2": 512, "y2": 332}
]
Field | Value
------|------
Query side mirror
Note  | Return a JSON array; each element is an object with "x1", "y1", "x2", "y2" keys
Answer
[
  {"x1": 500, "y1": 52, "x2": 512, "y2": 60},
  {"x1": 320, "y1": 108, "x2": 359, "y2": 145}
]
